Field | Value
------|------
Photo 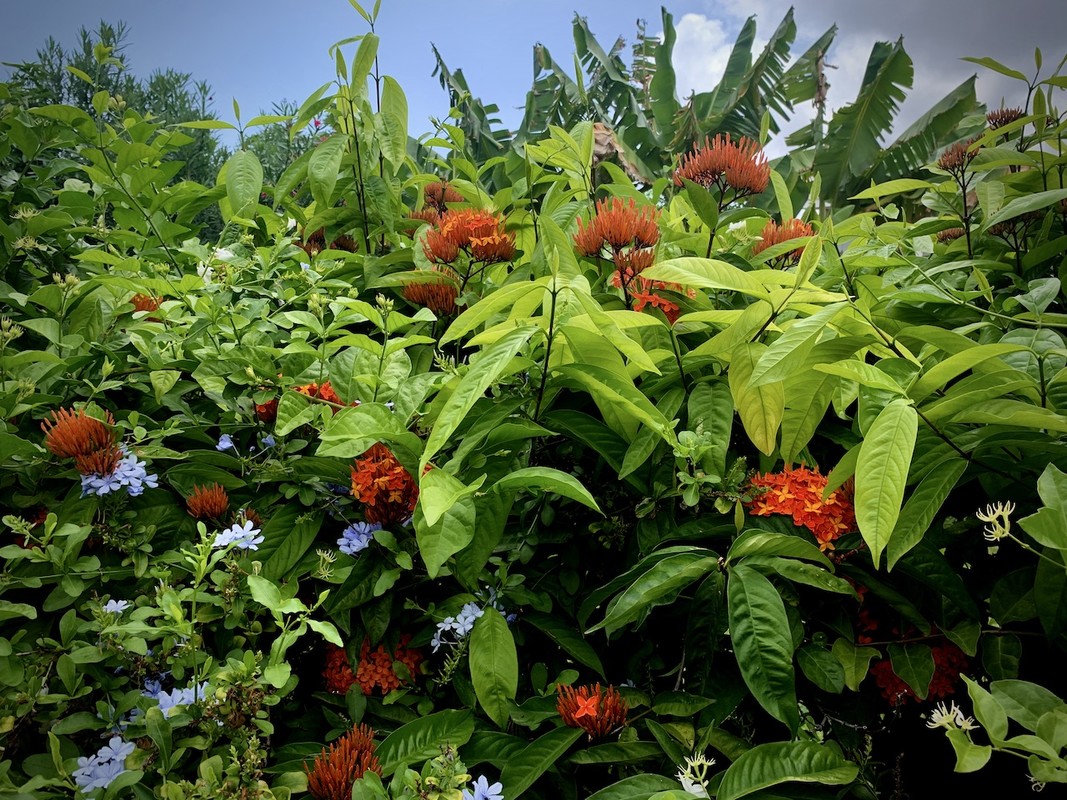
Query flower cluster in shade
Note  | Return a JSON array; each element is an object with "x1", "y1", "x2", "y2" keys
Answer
[
  {"x1": 556, "y1": 683, "x2": 629, "y2": 739},
  {"x1": 573, "y1": 198, "x2": 690, "y2": 323},
  {"x1": 744, "y1": 466, "x2": 856, "y2": 552},
  {"x1": 463, "y1": 775, "x2": 504, "y2": 800},
  {"x1": 322, "y1": 637, "x2": 424, "y2": 696},
  {"x1": 338, "y1": 521, "x2": 381, "y2": 556},
  {"x1": 402, "y1": 267, "x2": 461, "y2": 317},
  {"x1": 72, "y1": 736, "x2": 135, "y2": 792},
  {"x1": 213, "y1": 520, "x2": 264, "y2": 551},
  {"x1": 297, "y1": 227, "x2": 359, "y2": 258},
  {"x1": 752, "y1": 218, "x2": 815, "y2": 266},
  {"x1": 41, "y1": 407, "x2": 158, "y2": 498},
  {"x1": 304, "y1": 723, "x2": 381, "y2": 800},
  {"x1": 350, "y1": 443, "x2": 419, "y2": 526},
  {"x1": 432, "y1": 601, "x2": 484, "y2": 652},
  {"x1": 422, "y1": 208, "x2": 515, "y2": 265},
  {"x1": 129, "y1": 293, "x2": 163, "y2": 316},
  {"x1": 853, "y1": 584, "x2": 969, "y2": 706},
  {"x1": 672, "y1": 133, "x2": 770, "y2": 199}
]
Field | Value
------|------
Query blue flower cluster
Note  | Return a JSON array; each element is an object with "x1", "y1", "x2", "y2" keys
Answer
[
  {"x1": 463, "y1": 775, "x2": 504, "y2": 800},
  {"x1": 102, "y1": 599, "x2": 130, "y2": 614},
  {"x1": 72, "y1": 735, "x2": 134, "y2": 792},
  {"x1": 337, "y1": 521, "x2": 381, "y2": 555},
  {"x1": 79, "y1": 450, "x2": 158, "y2": 498},
  {"x1": 431, "y1": 601, "x2": 484, "y2": 652},
  {"x1": 142, "y1": 679, "x2": 209, "y2": 718},
  {"x1": 213, "y1": 520, "x2": 264, "y2": 550}
]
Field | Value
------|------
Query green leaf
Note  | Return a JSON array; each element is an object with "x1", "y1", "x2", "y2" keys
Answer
[
  {"x1": 145, "y1": 707, "x2": 173, "y2": 774},
  {"x1": 263, "y1": 663, "x2": 292, "y2": 688},
  {"x1": 414, "y1": 494, "x2": 475, "y2": 579},
  {"x1": 179, "y1": 119, "x2": 238, "y2": 131},
  {"x1": 960, "y1": 55, "x2": 1028, "y2": 82},
  {"x1": 442, "y1": 279, "x2": 550, "y2": 344},
  {"x1": 419, "y1": 468, "x2": 484, "y2": 528},
  {"x1": 727, "y1": 565, "x2": 798, "y2": 733},
  {"x1": 590, "y1": 551, "x2": 719, "y2": 636},
  {"x1": 422, "y1": 326, "x2": 537, "y2": 469},
  {"x1": 489, "y1": 467, "x2": 600, "y2": 512},
  {"x1": 523, "y1": 611, "x2": 606, "y2": 678},
  {"x1": 469, "y1": 611, "x2": 518, "y2": 729},
  {"x1": 770, "y1": 169, "x2": 794, "y2": 221},
  {"x1": 727, "y1": 530, "x2": 831, "y2": 567},
  {"x1": 850, "y1": 178, "x2": 936, "y2": 200},
  {"x1": 641, "y1": 257, "x2": 769, "y2": 300},
  {"x1": 746, "y1": 556, "x2": 855, "y2": 596},
  {"x1": 557, "y1": 364, "x2": 677, "y2": 446},
  {"x1": 351, "y1": 33, "x2": 380, "y2": 90},
  {"x1": 376, "y1": 710, "x2": 475, "y2": 776},
  {"x1": 729, "y1": 342, "x2": 784, "y2": 455},
  {"x1": 247, "y1": 574, "x2": 283, "y2": 610},
  {"x1": 584, "y1": 775, "x2": 679, "y2": 800},
  {"x1": 886, "y1": 457, "x2": 968, "y2": 569},
  {"x1": 308, "y1": 134, "x2": 347, "y2": 209},
  {"x1": 500, "y1": 726, "x2": 583, "y2": 800},
  {"x1": 980, "y1": 189, "x2": 1067, "y2": 232},
  {"x1": 224, "y1": 149, "x2": 263, "y2": 218},
  {"x1": 748, "y1": 302, "x2": 846, "y2": 387},
  {"x1": 149, "y1": 370, "x2": 181, "y2": 403},
  {"x1": 813, "y1": 361, "x2": 906, "y2": 394},
  {"x1": 832, "y1": 638, "x2": 880, "y2": 691},
  {"x1": 855, "y1": 399, "x2": 917, "y2": 568},
  {"x1": 887, "y1": 643, "x2": 934, "y2": 699},
  {"x1": 910, "y1": 343, "x2": 1029, "y2": 402},
  {"x1": 569, "y1": 742, "x2": 662, "y2": 764},
  {"x1": 798, "y1": 645, "x2": 846, "y2": 693},
  {"x1": 716, "y1": 740, "x2": 859, "y2": 800},
  {"x1": 946, "y1": 730, "x2": 992, "y2": 773},
  {"x1": 1019, "y1": 465, "x2": 1067, "y2": 550}
]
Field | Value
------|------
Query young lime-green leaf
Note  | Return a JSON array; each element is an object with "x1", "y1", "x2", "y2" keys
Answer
[
  {"x1": 946, "y1": 730, "x2": 992, "y2": 773},
  {"x1": 308, "y1": 133, "x2": 347, "y2": 209},
  {"x1": 716, "y1": 740, "x2": 858, "y2": 800},
  {"x1": 850, "y1": 179, "x2": 936, "y2": 201},
  {"x1": 727, "y1": 565, "x2": 798, "y2": 733},
  {"x1": 224, "y1": 149, "x2": 263, "y2": 218},
  {"x1": 729, "y1": 342, "x2": 784, "y2": 455},
  {"x1": 351, "y1": 33, "x2": 380, "y2": 90},
  {"x1": 469, "y1": 610, "x2": 518, "y2": 729},
  {"x1": 414, "y1": 494, "x2": 475, "y2": 579},
  {"x1": 770, "y1": 169, "x2": 793, "y2": 222},
  {"x1": 642, "y1": 257, "x2": 769, "y2": 300},
  {"x1": 490, "y1": 467, "x2": 600, "y2": 513},
  {"x1": 1019, "y1": 465, "x2": 1067, "y2": 550},
  {"x1": 422, "y1": 326, "x2": 537, "y2": 469},
  {"x1": 419, "y1": 468, "x2": 485, "y2": 528},
  {"x1": 855, "y1": 399, "x2": 917, "y2": 569},
  {"x1": 748, "y1": 302, "x2": 845, "y2": 387}
]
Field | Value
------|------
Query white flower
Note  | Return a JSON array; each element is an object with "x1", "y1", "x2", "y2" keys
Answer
[
  {"x1": 196, "y1": 263, "x2": 214, "y2": 283},
  {"x1": 213, "y1": 247, "x2": 235, "y2": 261},
  {"x1": 676, "y1": 754, "x2": 715, "y2": 798},
  {"x1": 977, "y1": 501, "x2": 1015, "y2": 541},
  {"x1": 925, "y1": 701, "x2": 978, "y2": 731}
]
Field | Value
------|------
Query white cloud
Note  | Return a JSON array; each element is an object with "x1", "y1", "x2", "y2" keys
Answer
[{"x1": 670, "y1": 13, "x2": 733, "y2": 98}]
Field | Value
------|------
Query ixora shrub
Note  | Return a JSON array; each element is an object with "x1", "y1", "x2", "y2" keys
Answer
[{"x1": 1, "y1": 3, "x2": 1067, "y2": 798}]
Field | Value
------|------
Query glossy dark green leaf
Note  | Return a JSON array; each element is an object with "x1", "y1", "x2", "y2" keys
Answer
[
  {"x1": 717, "y1": 741, "x2": 858, "y2": 800},
  {"x1": 500, "y1": 726, "x2": 583, "y2": 800},
  {"x1": 469, "y1": 610, "x2": 518, "y2": 729},
  {"x1": 727, "y1": 565, "x2": 798, "y2": 733},
  {"x1": 377, "y1": 710, "x2": 475, "y2": 776}
]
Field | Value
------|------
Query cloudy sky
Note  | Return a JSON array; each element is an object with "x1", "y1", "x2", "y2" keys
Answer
[{"x1": 2, "y1": 0, "x2": 1065, "y2": 154}]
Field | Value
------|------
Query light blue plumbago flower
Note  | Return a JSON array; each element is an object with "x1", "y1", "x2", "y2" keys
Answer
[
  {"x1": 79, "y1": 449, "x2": 158, "y2": 498},
  {"x1": 432, "y1": 602, "x2": 484, "y2": 651},
  {"x1": 216, "y1": 433, "x2": 235, "y2": 452},
  {"x1": 155, "y1": 682, "x2": 209, "y2": 717},
  {"x1": 72, "y1": 735, "x2": 134, "y2": 791},
  {"x1": 102, "y1": 599, "x2": 130, "y2": 614},
  {"x1": 214, "y1": 520, "x2": 263, "y2": 551},
  {"x1": 453, "y1": 602, "x2": 484, "y2": 637},
  {"x1": 463, "y1": 775, "x2": 504, "y2": 800},
  {"x1": 96, "y1": 736, "x2": 135, "y2": 764},
  {"x1": 262, "y1": 434, "x2": 276, "y2": 448},
  {"x1": 337, "y1": 521, "x2": 381, "y2": 556}
]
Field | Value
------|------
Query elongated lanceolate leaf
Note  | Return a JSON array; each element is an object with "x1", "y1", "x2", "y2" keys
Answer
[
  {"x1": 727, "y1": 565, "x2": 798, "y2": 733},
  {"x1": 855, "y1": 399, "x2": 918, "y2": 569},
  {"x1": 717, "y1": 740, "x2": 858, "y2": 800},
  {"x1": 377, "y1": 710, "x2": 474, "y2": 776},
  {"x1": 469, "y1": 610, "x2": 518, "y2": 729},
  {"x1": 729, "y1": 342, "x2": 784, "y2": 455}
]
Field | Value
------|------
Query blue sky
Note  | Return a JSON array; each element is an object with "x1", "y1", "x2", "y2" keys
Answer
[{"x1": 3, "y1": 0, "x2": 1066, "y2": 154}]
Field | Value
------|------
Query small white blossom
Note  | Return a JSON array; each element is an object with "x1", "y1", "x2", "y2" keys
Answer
[
  {"x1": 925, "y1": 701, "x2": 979, "y2": 731},
  {"x1": 977, "y1": 501, "x2": 1015, "y2": 541},
  {"x1": 676, "y1": 753, "x2": 716, "y2": 798}
]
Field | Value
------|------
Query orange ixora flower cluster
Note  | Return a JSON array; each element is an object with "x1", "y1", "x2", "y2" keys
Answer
[
  {"x1": 305, "y1": 723, "x2": 381, "y2": 800},
  {"x1": 295, "y1": 381, "x2": 344, "y2": 406},
  {"x1": 752, "y1": 218, "x2": 815, "y2": 266},
  {"x1": 254, "y1": 397, "x2": 279, "y2": 423},
  {"x1": 297, "y1": 228, "x2": 359, "y2": 258},
  {"x1": 402, "y1": 267, "x2": 461, "y2": 316},
  {"x1": 574, "y1": 198, "x2": 688, "y2": 321},
  {"x1": 673, "y1": 133, "x2": 770, "y2": 200},
  {"x1": 355, "y1": 635, "x2": 424, "y2": 695},
  {"x1": 745, "y1": 466, "x2": 856, "y2": 552},
  {"x1": 185, "y1": 482, "x2": 230, "y2": 521},
  {"x1": 41, "y1": 407, "x2": 121, "y2": 476},
  {"x1": 422, "y1": 208, "x2": 515, "y2": 265},
  {"x1": 350, "y1": 443, "x2": 419, "y2": 525},
  {"x1": 322, "y1": 644, "x2": 357, "y2": 695},
  {"x1": 409, "y1": 180, "x2": 465, "y2": 229},
  {"x1": 129, "y1": 293, "x2": 163, "y2": 314},
  {"x1": 556, "y1": 683, "x2": 628, "y2": 740}
]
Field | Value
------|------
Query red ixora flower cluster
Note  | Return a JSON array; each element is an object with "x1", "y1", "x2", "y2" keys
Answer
[
  {"x1": 745, "y1": 466, "x2": 856, "y2": 552},
  {"x1": 752, "y1": 218, "x2": 815, "y2": 266},
  {"x1": 350, "y1": 443, "x2": 419, "y2": 525},
  {"x1": 673, "y1": 133, "x2": 770, "y2": 199},
  {"x1": 556, "y1": 683, "x2": 628, "y2": 739},
  {"x1": 402, "y1": 267, "x2": 461, "y2": 317},
  {"x1": 355, "y1": 635, "x2": 424, "y2": 695},
  {"x1": 295, "y1": 381, "x2": 344, "y2": 406},
  {"x1": 322, "y1": 644, "x2": 357, "y2": 694},
  {"x1": 423, "y1": 208, "x2": 515, "y2": 265},
  {"x1": 40, "y1": 407, "x2": 121, "y2": 477},
  {"x1": 129, "y1": 293, "x2": 163, "y2": 315},
  {"x1": 305, "y1": 723, "x2": 381, "y2": 800},
  {"x1": 297, "y1": 228, "x2": 359, "y2": 258}
]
